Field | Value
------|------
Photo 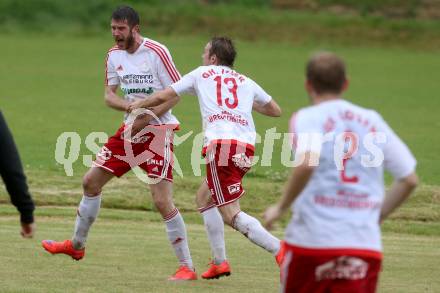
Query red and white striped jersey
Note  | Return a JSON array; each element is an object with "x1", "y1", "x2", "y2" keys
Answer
[
  {"x1": 285, "y1": 99, "x2": 416, "y2": 256},
  {"x1": 170, "y1": 65, "x2": 272, "y2": 151},
  {"x1": 105, "y1": 37, "x2": 180, "y2": 126}
]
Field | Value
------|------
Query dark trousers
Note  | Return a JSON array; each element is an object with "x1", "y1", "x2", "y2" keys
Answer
[{"x1": 0, "y1": 111, "x2": 34, "y2": 223}]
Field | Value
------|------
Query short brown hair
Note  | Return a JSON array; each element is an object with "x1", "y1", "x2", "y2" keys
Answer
[
  {"x1": 112, "y1": 6, "x2": 139, "y2": 28},
  {"x1": 306, "y1": 52, "x2": 347, "y2": 94},
  {"x1": 209, "y1": 37, "x2": 236, "y2": 67}
]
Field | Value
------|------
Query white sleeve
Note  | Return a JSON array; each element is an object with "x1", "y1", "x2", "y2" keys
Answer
[
  {"x1": 105, "y1": 53, "x2": 119, "y2": 86},
  {"x1": 378, "y1": 114, "x2": 417, "y2": 179},
  {"x1": 170, "y1": 68, "x2": 198, "y2": 96},
  {"x1": 290, "y1": 110, "x2": 323, "y2": 155},
  {"x1": 154, "y1": 45, "x2": 182, "y2": 87},
  {"x1": 251, "y1": 80, "x2": 272, "y2": 105}
]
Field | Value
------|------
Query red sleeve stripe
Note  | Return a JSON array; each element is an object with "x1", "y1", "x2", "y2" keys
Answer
[
  {"x1": 145, "y1": 41, "x2": 181, "y2": 82},
  {"x1": 104, "y1": 53, "x2": 110, "y2": 85},
  {"x1": 145, "y1": 42, "x2": 180, "y2": 82},
  {"x1": 104, "y1": 47, "x2": 121, "y2": 85},
  {"x1": 144, "y1": 41, "x2": 181, "y2": 83},
  {"x1": 108, "y1": 45, "x2": 118, "y2": 51}
]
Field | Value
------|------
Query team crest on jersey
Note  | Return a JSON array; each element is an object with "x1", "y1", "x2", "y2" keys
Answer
[
  {"x1": 139, "y1": 62, "x2": 151, "y2": 73},
  {"x1": 227, "y1": 183, "x2": 241, "y2": 195},
  {"x1": 116, "y1": 65, "x2": 123, "y2": 71},
  {"x1": 315, "y1": 256, "x2": 368, "y2": 281},
  {"x1": 97, "y1": 146, "x2": 112, "y2": 161},
  {"x1": 232, "y1": 153, "x2": 252, "y2": 171}
]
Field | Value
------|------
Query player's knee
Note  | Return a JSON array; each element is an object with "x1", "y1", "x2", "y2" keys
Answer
[
  {"x1": 152, "y1": 193, "x2": 172, "y2": 213},
  {"x1": 218, "y1": 206, "x2": 240, "y2": 227},
  {"x1": 153, "y1": 197, "x2": 166, "y2": 210},
  {"x1": 82, "y1": 174, "x2": 101, "y2": 195},
  {"x1": 195, "y1": 193, "x2": 207, "y2": 209},
  {"x1": 195, "y1": 190, "x2": 212, "y2": 209},
  {"x1": 224, "y1": 218, "x2": 234, "y2": 227},
  {"x1": 221, "y1": 213, "x2": 234, "y2": 227}
]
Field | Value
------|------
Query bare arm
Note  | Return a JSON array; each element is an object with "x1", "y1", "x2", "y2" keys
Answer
[
  {"x1": 380, "y1": 173, "x2": 418, "y2": 223},
  {"x1": 149, "y1": 95, "x2": 181, "y2": 119},
  {"x1": 105, "y1": 85, "x2": 130, "y2": 112},
  {"x1": 253, "y1": 99, "x2": 282, "y2": 117},
  {"x1": 127, "y1": 88, "x2": 181, "y2": 135},
  {"x1": 263, "y1": 152, "x2": 317, "y2": 229},
  {"x1": 127, "y1": 87, "x2": 178, "y2": 113}
]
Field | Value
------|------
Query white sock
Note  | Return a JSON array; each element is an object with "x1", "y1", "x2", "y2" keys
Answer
[
  {"x1": 232, "y1": 211, "x2": 280, "y2": 255},
  {"x1": 201, "y1": 207, "x2": 226, "y2": 265},
  {"x1": 164, "y1": 208, "x2": 194, "y2": 269},
  {"x1": 72, "y1": 194, "x2": 101, "y2": 249}
]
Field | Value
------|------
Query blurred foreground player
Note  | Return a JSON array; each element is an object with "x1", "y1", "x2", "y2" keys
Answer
[
  {"x1": 41, "y1": 6, "x2": 196, "y2": 281},
  {"x1": 264, "y1": 52, "x2": 418, "y2": 293},
  {"x1": 0, "y1": 110, "x2": 35, "y2": 238}
]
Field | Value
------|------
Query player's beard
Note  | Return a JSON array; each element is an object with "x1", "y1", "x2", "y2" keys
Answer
[{"x1": 124, "y1": 32, "x2": 135, "y2": 51}]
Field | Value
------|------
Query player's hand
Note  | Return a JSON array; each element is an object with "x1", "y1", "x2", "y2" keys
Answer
[
  {"x1": 20, "y1": 222, "x2": 35, "y2": 238},
  {"x1": 263, "y1": 204, "x2": 283, "y2": 230},
  {"x1": 126, "y1": 114, "x2": 152, "y2": 138},
  {"x1": 127, "y1": 100, "x2": 146, "y2": 113}
]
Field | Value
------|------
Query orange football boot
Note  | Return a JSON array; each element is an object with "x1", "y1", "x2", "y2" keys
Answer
[
  {"x1": 201, "y1": 260, "x2": 231, "y2": 279},
  {"x1": 275, "y1": 240, "x2": 286, "y2": 267},
  {"x1": 168, "y1": 265, "x2": 197, "y2": 281},
  {"x1": 42, "y1": 239, "x2": 85, "y2": 260}
]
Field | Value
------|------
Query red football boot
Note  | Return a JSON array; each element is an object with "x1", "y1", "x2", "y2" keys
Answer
[
  {"x1": 168, "y1": 265, "x2": 197, "y2": 281},
  {"x1": 275, "y1": 240, "x2": 286, "y2": 267},
  {"x1": 42, "y1": 239, "x2": 85, "y2": 261},
  {"x1": 201, "y1": 260, "x2": 231, "y2": 279}
]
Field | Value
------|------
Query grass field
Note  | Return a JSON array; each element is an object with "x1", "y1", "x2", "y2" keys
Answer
[
  {"x1": 0, "y1": 33, "x2": 439, "y2": 182},
  {"x1": 0, "y1": 206, "x2": 439, "y2": 293},
  {"x1": 0, "y1": 31, "x2": 439, "y2": 292}
]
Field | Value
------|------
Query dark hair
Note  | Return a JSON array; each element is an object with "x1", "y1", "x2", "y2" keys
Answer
[
  {"x1": 111, "y1": 6, "x2": 139, "y2": 28},
  {"x1": 306, "y1": 52, "x2": 347, "y2": 94},
  {"x1": 209, "y1": 37, "x2": 237, "y2": 67}
]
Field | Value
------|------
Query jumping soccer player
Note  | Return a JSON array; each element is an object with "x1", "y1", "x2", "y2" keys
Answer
[
  {"x1": 42, "y1": 6, "x2": 196, "y2": 281},
  {"x1": 264, "y1": 52, "x2": 418, "y2": 292},
  {"x1": 129, "y1": 37, "x2": 285, "y2": 279}
]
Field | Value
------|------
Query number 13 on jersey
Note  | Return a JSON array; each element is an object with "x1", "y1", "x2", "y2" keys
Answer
[{"x1": 214, "y1": 76, "x2": 238, "y2": 109}]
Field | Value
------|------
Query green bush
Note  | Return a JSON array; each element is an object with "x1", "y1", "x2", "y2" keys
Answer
[
  {"x1": 316, "y1": 0, "x2": 420, "y2": 17},
  {"x1": 0, "y1": 0, "x2": 439, "y2": 49}
]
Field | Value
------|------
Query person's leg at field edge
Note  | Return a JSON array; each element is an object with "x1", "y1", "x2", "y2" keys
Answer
[
  {"x1": 0, "y1": 110, "x2": 36, "y2": 238},
  {"x1": 219, "y1": 200, "x2": 280, "y2": 257},
  {"x1": 150, "y1": 179, "x2": 195, "y2": 279},
  {"x1": 42, "y1": 166, "x2": 113, "y2": 259}
]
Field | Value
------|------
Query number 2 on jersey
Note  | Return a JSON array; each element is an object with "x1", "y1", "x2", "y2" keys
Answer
[
  {"x1": 340, "y1": 132, "x2": 359, "y2": 184},
  {"x1": 214, "y1": 76, "x2": 238, "y2": 109}
]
